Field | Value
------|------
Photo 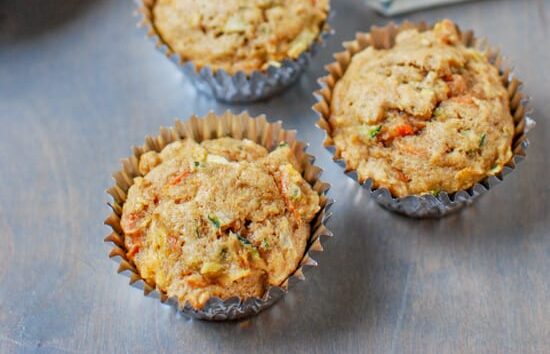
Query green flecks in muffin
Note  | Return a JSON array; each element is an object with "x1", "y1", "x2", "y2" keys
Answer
[
  {"x1": 479, "y1": 133, "x2": 487, "y2": 148},
  {"x1": 288, "y1": 183, "x2": 301, "y2": 200},
  {"x1": 278, "y1": 141, "x2": 289, "y2": 148},
  {"x1": 234, "y1": 232, "x2": 259, "y2": 258},
  {"x1": 236, "y1": 233, "x2": 251, "y2": 246},
  {"x1": 368, "y1": 125, "x2": 382, "y2": 139},
  {"x1": 208, "y1": 214, "x2": 221, "y2": 229}
]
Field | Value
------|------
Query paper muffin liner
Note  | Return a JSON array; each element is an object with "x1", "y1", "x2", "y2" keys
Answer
[
  {"x1": 104, "y1": 111, "x2": 333, "y2": 320},
  {"x1": 136, "y1": 0, "x2": 333, "y2": 103},
  {"x1": 313, "y1": 21, "x2": 535, "y2": 218}
]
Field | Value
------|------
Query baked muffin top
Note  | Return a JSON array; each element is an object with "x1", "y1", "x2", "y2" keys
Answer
[
  {"x1": 121, "y1": 137, "x2": 320, "y2": 308},
  {"x1": 152, "y1": 0, "x2": 329, "y2": 74},
  {"x1": 329, "y1": 19, "x2": 514, "y2": 197}
]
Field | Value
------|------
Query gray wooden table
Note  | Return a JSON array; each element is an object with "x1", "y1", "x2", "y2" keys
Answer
[{"x1": 0, "y1": 0, "x2": 548, "y2": 353}]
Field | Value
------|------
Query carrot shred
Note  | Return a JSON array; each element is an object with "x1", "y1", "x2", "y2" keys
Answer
[
  {"x1": 394, "y1": 124, "x2": 415, "y2": 137},
  {"x1": 123, "y1": 211, "x2": 145, "y2": 234},
  {"x1": 127, "y1": 244, "x2": 141, "y2": 257},
  {"x1": 187, "y1": 277, "x2": 208, "y2": 288},
  {"x1": 278, "y1": 175, "x2": 302, "y2": 222},
  {"x1": 396, "y1": 170, "x2": 410, "y2": 182},
  {"x1": 169, "y1": 170, "x2": 191, "y2": 185}
]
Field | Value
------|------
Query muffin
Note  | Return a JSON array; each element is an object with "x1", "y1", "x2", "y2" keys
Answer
[
  {"x1": 121, "y1": 137, "x2": 320, "y2": 308},
  {"x1": 153, "y1": 0, "x2": 329, "y2": 74},
  {"x1": 314, "y1": 20, "x2": 532, "y2": 217},
  {"x1": 138, "y1": 0, "x2": 331, "y2": 102},
  {"x1": 105, "y1": 112, "x2": 333, "y2": 320}
]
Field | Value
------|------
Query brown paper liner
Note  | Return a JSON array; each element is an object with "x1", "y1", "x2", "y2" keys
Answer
[
  {"x1": 104, "y1": 111, "x2": 333, "y2": 320},
  {"x1": 313, "y1": 21, "x2": 534, "y2": 218}
]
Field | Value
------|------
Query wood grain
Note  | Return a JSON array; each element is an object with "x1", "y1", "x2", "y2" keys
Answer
[{"x1": 0, "y1": 0, "x2": 548, "y2": 353}]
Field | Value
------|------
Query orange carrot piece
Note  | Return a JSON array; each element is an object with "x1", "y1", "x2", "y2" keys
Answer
[
  {"x1": 394, "y1": 124, "x2": 415, "y2": 137},
  {"x1": 169, "y1": 170, "x2": 191, "y2": 185}
]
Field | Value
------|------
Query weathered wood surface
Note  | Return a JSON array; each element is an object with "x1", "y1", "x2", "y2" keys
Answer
[{"x1": 0, "y1": 0, "x2": 548, "y2": 353}]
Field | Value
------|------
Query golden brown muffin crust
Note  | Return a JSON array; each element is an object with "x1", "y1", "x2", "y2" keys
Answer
[
  {"x1": 152, "y1": 0, "x2": 329, "y2": 74},
  {"x1": 330, "y1": 20, "x2": 515, "y2": 197},
  {"x1": 121, "y1": 138, "x2": 320, "y2": 308}
]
